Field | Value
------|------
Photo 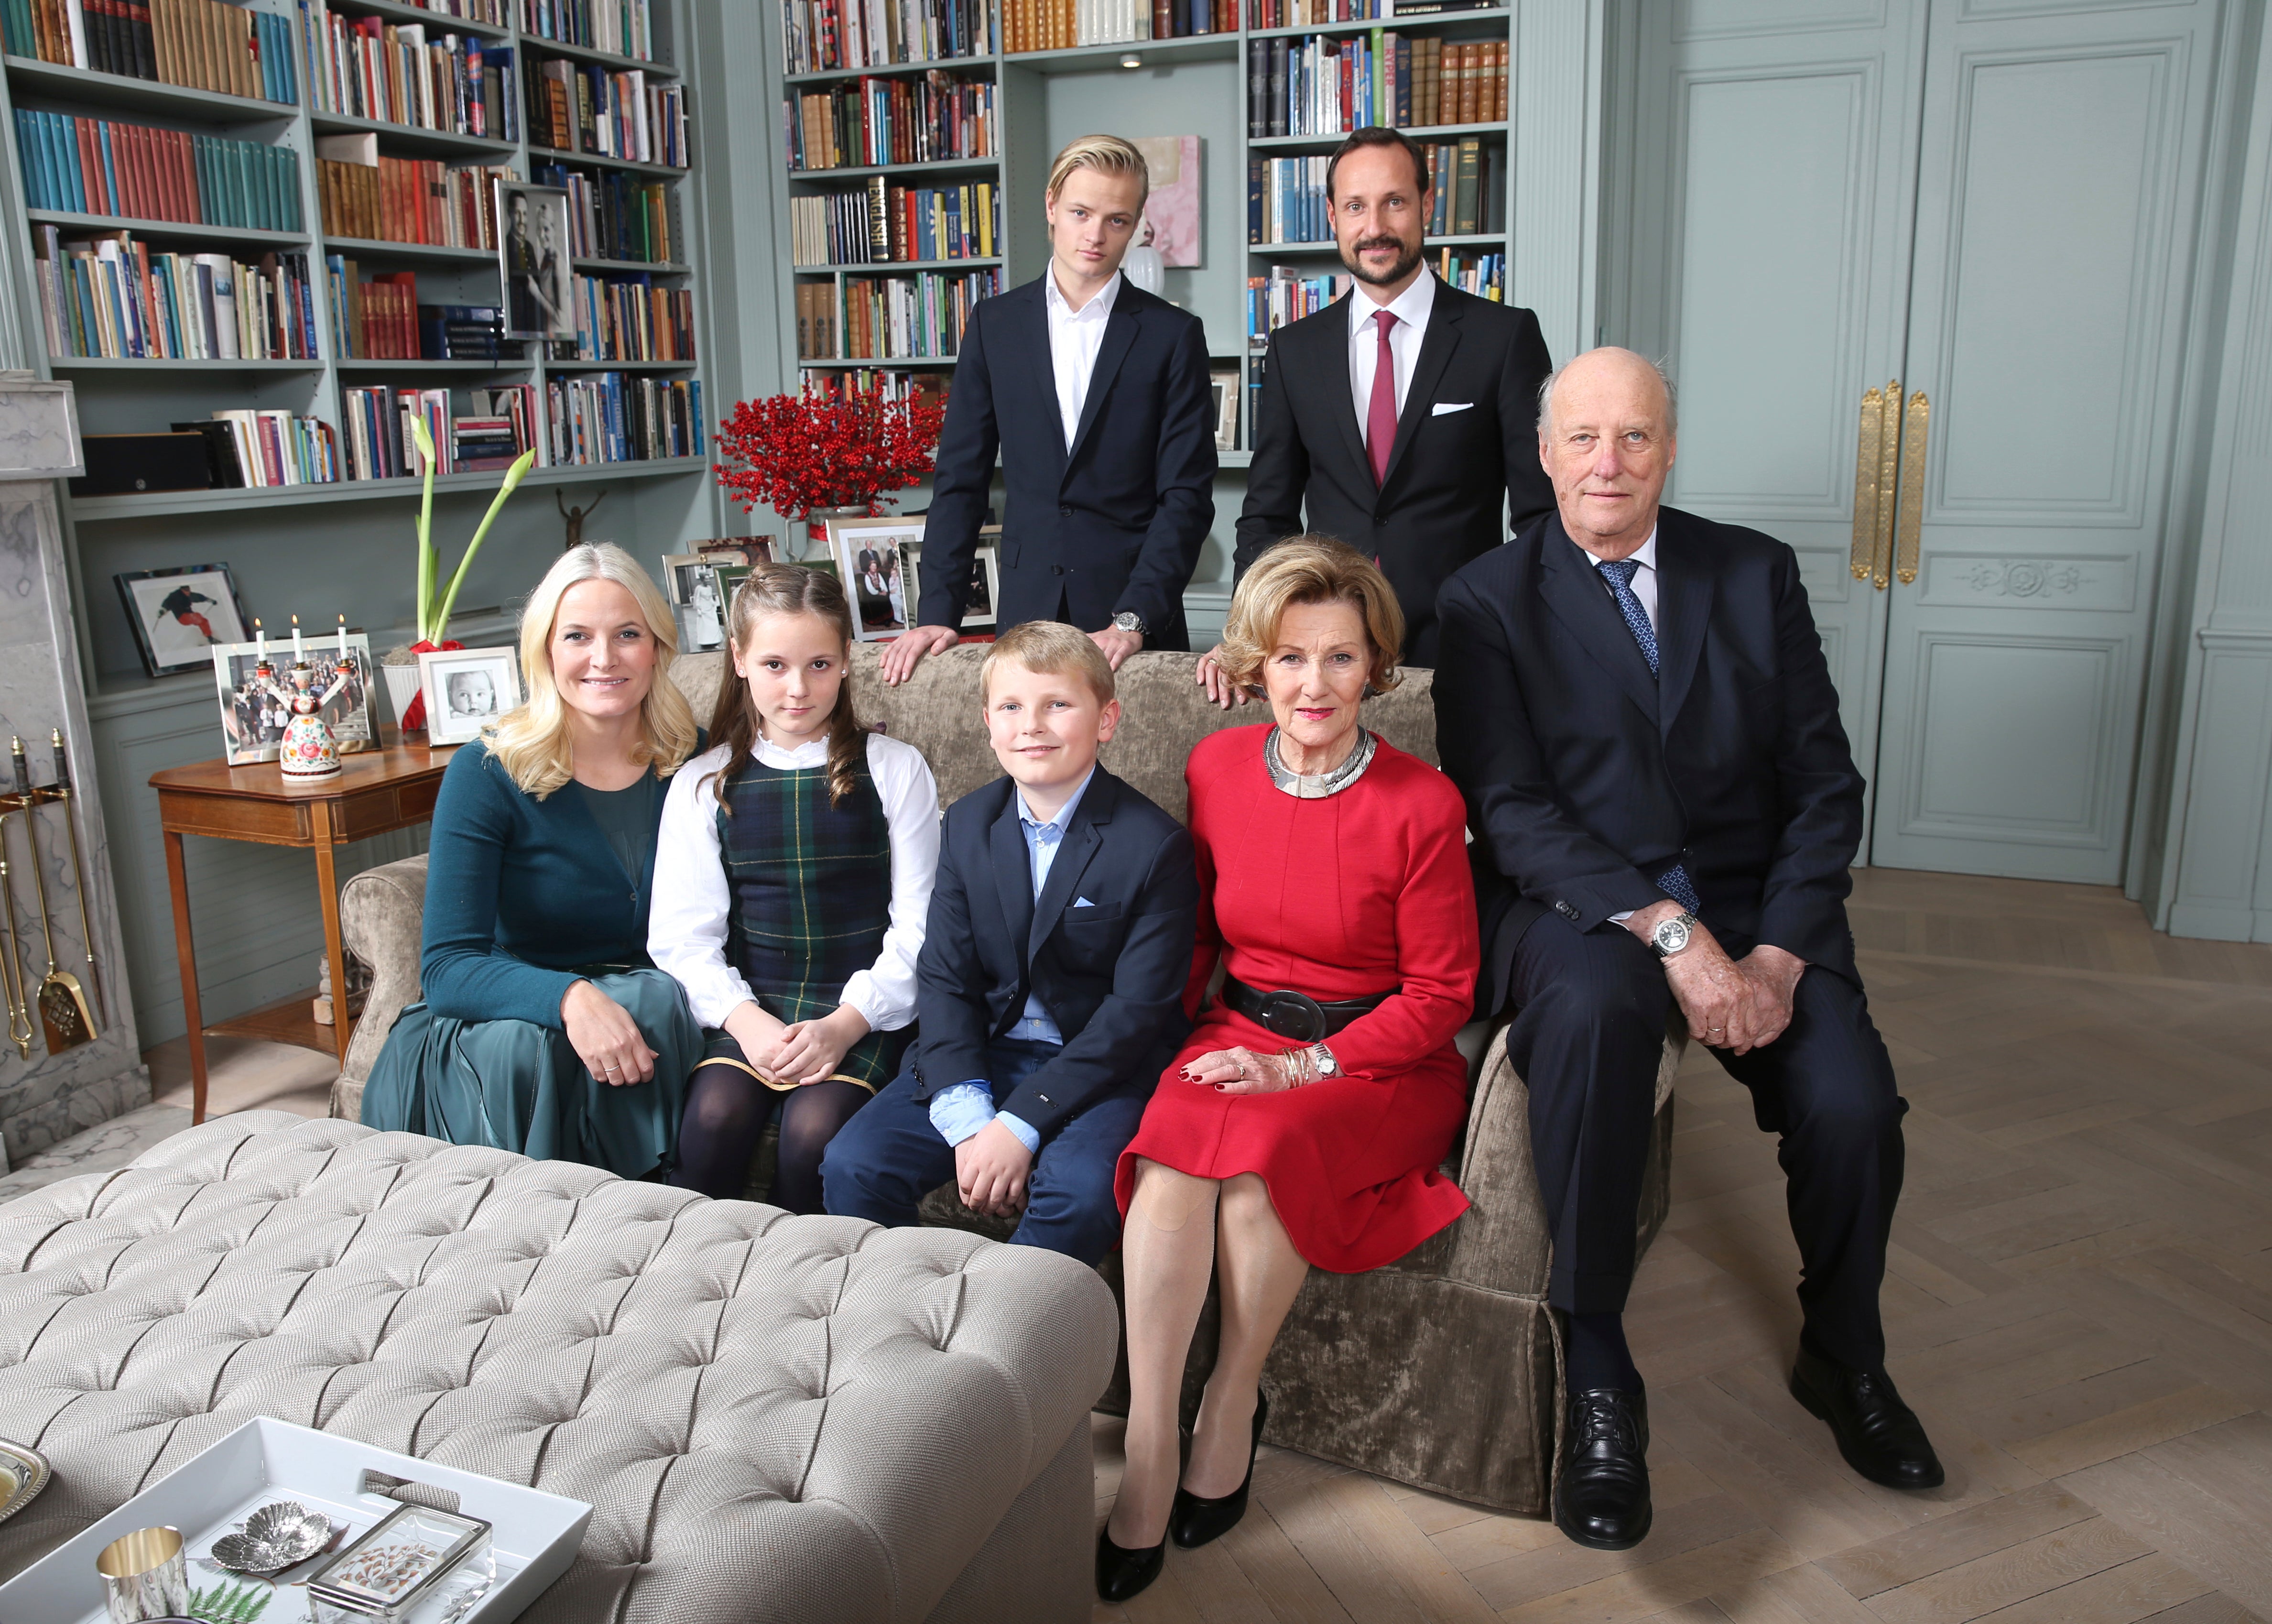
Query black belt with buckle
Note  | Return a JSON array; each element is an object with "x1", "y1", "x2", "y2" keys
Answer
[{"x1": 1220, "y1": 975, "x2": 1396, "y2": 1042}]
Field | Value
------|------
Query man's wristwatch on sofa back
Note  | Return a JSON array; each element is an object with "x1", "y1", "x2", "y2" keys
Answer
[
  {"x1": 1112, "y1": 610, "x2": 1146, "y2": 640},
  {"x1": 1650, "y1": 911, "x2": 1701, "y2": 959}
]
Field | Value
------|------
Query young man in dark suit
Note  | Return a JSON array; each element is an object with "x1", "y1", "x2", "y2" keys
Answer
[
  {"x1": 1204, "y1": 126, "x2": 1553, "y2": 695},
  {"x1": 881, "y1": 134, "x2": 1218, "y2": 686},
  {"x1": 1434, "y1": 347, "x2": 1941, "y2": 1553},
  {"x1": 823, "y1": 621, "x2": 1199, "y2": 1263}
]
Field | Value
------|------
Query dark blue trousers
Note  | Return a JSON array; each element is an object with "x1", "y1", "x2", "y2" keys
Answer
[
  {"x1": 1507, "y1": 911, "x2": 1906, "y2": 1372},
  {"x1": 821, "y1": 1039, "x2": 1147, "y2": 1265}
]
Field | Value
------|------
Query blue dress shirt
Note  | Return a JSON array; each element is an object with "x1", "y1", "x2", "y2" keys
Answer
[{"x1": 928, "y1": 768, "x2": 1098, "y2": 1156}]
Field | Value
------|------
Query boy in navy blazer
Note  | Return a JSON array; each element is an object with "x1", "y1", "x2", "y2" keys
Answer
[{"x1": 823, "y1": 621, "x2": 1199, "y2": 1262}]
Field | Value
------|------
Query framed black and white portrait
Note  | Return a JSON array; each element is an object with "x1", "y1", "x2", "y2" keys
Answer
[
  {"x1": 417, "y1": 645, "x2": 523, "y2": 746},
  {"x1": 496, "y1": 179, "x2": 576, "y2": 342}
]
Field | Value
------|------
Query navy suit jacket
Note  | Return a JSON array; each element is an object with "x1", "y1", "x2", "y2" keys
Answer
[
  {"x1": 1236, "y1": 279, "x2": 1554, "y2": 664},
  {"x1": 1434, "y1": 506, "x2": 1865, "y2": 1016},
  {"x1": 918, "y1": 275, "x2": 1217, "y2": 650},
  {"x1": 911, "y1": 765, "x2": 1199, "y2": 1139}
]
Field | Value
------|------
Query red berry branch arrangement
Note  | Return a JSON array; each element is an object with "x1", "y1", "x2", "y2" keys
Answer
[{"x1": 711, "y1": 385, "x2": 947, "y2": 521}]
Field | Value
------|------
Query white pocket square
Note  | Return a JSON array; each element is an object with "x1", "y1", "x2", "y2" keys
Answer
[
  {"x1": 1074, "y1": 896, "x2": 1096, "y2": 908},
  {"x1": 1431, "y1": 401, "x2": 1474, "y2": 415}
]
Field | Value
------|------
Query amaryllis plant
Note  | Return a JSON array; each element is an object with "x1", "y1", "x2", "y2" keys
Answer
[{"x1": 711, "y1": 385, "x2": 947, "y2": 521}]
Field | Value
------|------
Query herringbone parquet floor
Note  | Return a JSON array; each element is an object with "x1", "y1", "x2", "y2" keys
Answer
[{"x1": 1091, "y1": 869, "x2": 2272, "y2": 1624}]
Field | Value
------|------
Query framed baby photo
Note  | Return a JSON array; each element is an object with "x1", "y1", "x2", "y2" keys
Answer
[
  {"x1": 826, "y1": 514, "x2": 922, "y2": 641},
  {"x1": 120, "y1": 563, "x2": 250, "y2": 677},
  {"x1": 209, "y1": 634, "x2": 379, "y2": 766},
  {"x1": 418, "y1": 645, "x2": 522, "y2": 746},
  {"x1": 896, "y1": 524, "x2": 1000, "y2": 632}
]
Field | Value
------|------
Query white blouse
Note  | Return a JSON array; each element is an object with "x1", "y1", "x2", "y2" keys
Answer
[{"x1": 648, "y1": 732, "x2": 940, "y2": 1032}]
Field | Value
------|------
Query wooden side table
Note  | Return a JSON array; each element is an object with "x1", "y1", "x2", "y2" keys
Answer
[{"x1": 151, "y1": 746, "x2": 456, "y2": 1124}]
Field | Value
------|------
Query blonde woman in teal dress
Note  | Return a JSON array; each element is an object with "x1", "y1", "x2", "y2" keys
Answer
[{"x1": 362, "y1": 543, "x2": 704, "y2": 1176}]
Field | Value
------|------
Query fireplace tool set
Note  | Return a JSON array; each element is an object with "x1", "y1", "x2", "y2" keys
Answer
[{"x1": 0, "y1": 732, "x2": 104, "y2": 1059}]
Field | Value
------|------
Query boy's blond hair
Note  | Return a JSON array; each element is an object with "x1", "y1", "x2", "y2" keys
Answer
[
  {"x1": 1046, "y1": 133, "x2": 1150, "y2": 205},
  {"x1": 981, "y1": 620, "x2": 1117, "y2": 706}
]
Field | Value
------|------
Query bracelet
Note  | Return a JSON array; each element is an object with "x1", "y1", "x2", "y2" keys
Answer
[{"x1": 1279, "y1": 1045, "x2": 1319, "y2": 1089}]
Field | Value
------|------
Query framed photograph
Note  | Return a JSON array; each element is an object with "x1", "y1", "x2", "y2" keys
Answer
[
  {"x1": 496, "y1": 178, "x2": 575, "y2": 341},
  {"x1": 417, "y1": 645, "x2": 523, "y2": 746},
  {"x1": 1131, "y1": 136, "x2": 1202, "y2": 267},
  {"x1": 661, "y1": 552, "x2": 734, "y2": 649},
  {"x1": 896, "y1": 524, "x2": 1001, "y2": 632},
  {"x1": 210, "y1": 634, "x2": 379, "y2": 767},
  {"x1": 826, "y1": 514, "x2": 923, "y2": 641},
  {"x1": 119, "y1": 564, "x2": 250, "y2": 677},
  {"x1": 1210, "y1": 367, "x2": 1240, "y2": 451}
]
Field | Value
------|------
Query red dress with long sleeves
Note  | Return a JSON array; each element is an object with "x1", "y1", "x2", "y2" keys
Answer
[{"x1": 1114, "y1": 725, "x2": 1480, "y2": 1272}]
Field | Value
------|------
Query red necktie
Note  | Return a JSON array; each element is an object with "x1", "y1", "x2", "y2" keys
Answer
[{"x1": 1368, "y1": 308, "x2": 1399, "y2": 487}]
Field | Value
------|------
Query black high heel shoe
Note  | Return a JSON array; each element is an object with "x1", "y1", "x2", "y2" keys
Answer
[
  {"x1": 1169, "y1": 1390, "x2": 1269, "y2": 1549},
  {"x1": 1095, "y1": 1522, "x2": 1166, "y2": 1602}
]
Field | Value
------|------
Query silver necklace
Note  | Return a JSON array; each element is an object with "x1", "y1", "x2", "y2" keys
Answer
[{"x1": 1264, "y1": 727, "x2": 1376, "y2": 799}]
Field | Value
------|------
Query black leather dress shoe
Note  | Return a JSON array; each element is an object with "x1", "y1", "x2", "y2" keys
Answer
[
  {"x1": 1096, "y1": 1523, "x2": 1165, "y2": 1603},
  {"x1": 1554, "y1": 1388, "x2": 1652, "y2": 1550},
  {"x1": 1170, "y1": 1391, "x2": 1269, "y2": 1549},
  {"x1": 1790, "y1": 1347, "x2": 1946, "y2": 1489}
]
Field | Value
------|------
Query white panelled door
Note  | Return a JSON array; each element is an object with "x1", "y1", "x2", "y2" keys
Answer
[{"x1": 1628, "y1": 0, "x2": 2226, "y2": 883}]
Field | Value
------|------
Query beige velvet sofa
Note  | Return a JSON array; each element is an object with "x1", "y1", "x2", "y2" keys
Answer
[{"x1": 334, "y1": 645, "x2": 1676, "y2": 1517}]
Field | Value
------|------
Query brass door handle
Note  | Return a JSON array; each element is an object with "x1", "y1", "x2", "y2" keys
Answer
[
  {"x1": 1851, "y1": 380, "x2": 1900, "y2": 589},
  {"x1": 1895, "y1": 389, "x2": 1928, "y2": 585}
]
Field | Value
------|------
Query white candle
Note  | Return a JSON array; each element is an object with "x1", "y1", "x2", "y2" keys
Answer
[
  {"x1": 292, "y1": 614, "x2": 304, "y2": 661},
  {"x1": 254, "y1": 618, "x2": 265, "y2": 661},
  {"x1": 337, "y1": 614, "x2": 348, "y2": 657}
]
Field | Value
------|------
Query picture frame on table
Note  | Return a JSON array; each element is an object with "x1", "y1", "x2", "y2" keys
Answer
[
  {"x1": 896, "y1": 526, "x2": 1000, "y2": 632},
  {"x1": 210, "y1": 634, "x2": 379, "y2": 767},
  {"x1": 825, "y1": 514, "x2": 922, "y2": 641},
  {"x1": 119, "y1": 564, "x2": 250, "y2": 677},
  {"x1": 417, "y1": 645, "x2": 523, "y2": 747},
  {"x1": 661, "y1": 552, "x2": 737, "y2": 651},
  {"x1": 496, "y1": 178, "x2": 576, "y2": 341},
  {"x1": 1210, "y1": 368, "x2": 1240, "y2": 451}
]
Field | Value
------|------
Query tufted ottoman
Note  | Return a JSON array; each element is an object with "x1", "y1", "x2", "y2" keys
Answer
[{"x1": 0, "y1": 1113, "x2": 1117, "y2": 1623}]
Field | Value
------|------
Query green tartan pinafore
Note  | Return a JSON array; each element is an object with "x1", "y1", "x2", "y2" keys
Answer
[{"x1": 707, "y1": 747, "x2": 904, "y2": 1090}]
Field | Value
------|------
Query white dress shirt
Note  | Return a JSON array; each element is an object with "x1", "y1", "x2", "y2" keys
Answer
[
  {"x1": 1348, "y1": 271, "x2": 1437, "y2": 452},
  {"x1": 1044, "y1": 266, "x2": 1121, "y2": 448},
  {"x1": 1595, "y1": 526, "x2": 1660, "y2": 630},
  {"x1": 648, "y1": 732, "x2": 940, "y2": 1032}
]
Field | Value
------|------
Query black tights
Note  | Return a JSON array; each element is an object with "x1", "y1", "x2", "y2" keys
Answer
[{"x1": 671, "y1": 1064, "x2": 870, "y2": 1211}]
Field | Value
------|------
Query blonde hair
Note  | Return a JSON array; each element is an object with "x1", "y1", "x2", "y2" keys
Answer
[
  {"x1": 708, "y1": 562, "x2": 869, "y2": 809},
  {"x1": 485, "y1": 543, "x2": 699, "y2": 797},
  {"x1": 981, "y1": 619, "x2": 1117, "y2": 706},
  {"x1": 1219, "y1": 535, "x2": 1404, "y2": 695},
  {"x1": 1046, "y1": 133, "x2": 1150, "y2": 205}
]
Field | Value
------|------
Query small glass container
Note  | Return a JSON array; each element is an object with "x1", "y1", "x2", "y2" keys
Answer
[{"x1": 304, "y1": 1503, "x2": 491, "y2": 1624}]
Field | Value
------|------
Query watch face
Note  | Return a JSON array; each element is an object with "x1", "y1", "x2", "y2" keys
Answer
[{"x1": 1655, "y1": 917, "x2": 1692, "y2": 954}]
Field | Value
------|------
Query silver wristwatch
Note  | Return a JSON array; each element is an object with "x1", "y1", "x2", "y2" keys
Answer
[
  {"x1": 1112, "y1": 610, "x2": 1147, "y2": 638},
  {"x1": 1649, "y1": 911, "x2": 1700, "y2": 959},
  {"x1": 1308, "y1": 1042, "x2": 1342, "y2": 1081}
]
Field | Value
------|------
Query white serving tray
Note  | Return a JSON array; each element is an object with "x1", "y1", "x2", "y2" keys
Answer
[{"x1": 0, "y1": 1418, "x2": 592, "y2": 1624}]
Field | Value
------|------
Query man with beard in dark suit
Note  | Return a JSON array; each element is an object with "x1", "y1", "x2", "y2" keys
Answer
[{"x1": 1434, "y1": 347, "x2": 1943, "y2": 1553}]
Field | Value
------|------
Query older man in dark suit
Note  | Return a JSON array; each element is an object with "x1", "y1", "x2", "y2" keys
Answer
[{"x1": 1434, "y1": 348, "x2": 1942, "y2": 1553}]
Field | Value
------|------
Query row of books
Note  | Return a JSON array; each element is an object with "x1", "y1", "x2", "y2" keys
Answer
[
  {"x1": 526, "y1": 58, "x2": 687, "y2": 165},
  {"x1": 364, "y1": 0, "x2": 507, "y2": 23},
  {"x1": 1, "y1": 0, "x2": 296, "y2": 103},
  {"x1": 343, "y1": 384, "x2": 449, "y2": 478},
  {"x1": 517, "y1": 0, "x2": 657, "y2": 63},
  {"x1": 785, "y1": 70, "x2": 996, "y2": 171},
  {"x1": 778, "y1": 0, "x2": 994, "y2": 75},
  {"x1": 200, "y1": 410, "x2": 342, "y2": 486},
  {"x1": 1247, "y1": 136, "x2": 1500, "y2": 243},
  {"x1": 1248, "y1": 34, "x2": 1504, "y2": 137},
  {"x1": 1002, "y1": 0, "x2": 1231, "y2": 52},
  {"x1": 1244, "y1": 264, "x2": 1349, "y2": 340},
  {"x1": 14, "y1": 110, "x2": 303, "y2": 231},
  {"x1": 1434, "y1": 246, "x2": 1501, "y2": 299},
  {"x1": 547, "y1": 371, "x2": 702, "y2": 465},
  {"x1": 1249, "y1": 0, "x2": 1498, "y2": 19},
  {"x1": 34, "y1": 229, "x2": 315, "y2": 360},
  {"x1": 797, "y1": 368, "x2": 950, "y2": 408},
  {"x1": 302, "y1": 7, "x2": 518, "y2": 141},
  {"x1": 326, "y1": 264, "x2": 509, "y2": 360},
  {"x1": 315, "y1": 151, "x2": 512, "y2": 249},
  {"x1": 569, "y1": 272, "x2": 693, "y2": 362},
  {"x1": 790, "y1": 177, "x2": 999, "y2": 264},
  {"x1": 798, "y1": 265, "x2": 999, "y2": 360},
  {"x1": 534, "y1": 165, "x2": 674, "y2": 263}
]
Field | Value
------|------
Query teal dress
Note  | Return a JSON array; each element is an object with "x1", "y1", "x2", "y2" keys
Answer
[{"x1": 362, "y1": 741, "x2": 701, "y2": 1177}]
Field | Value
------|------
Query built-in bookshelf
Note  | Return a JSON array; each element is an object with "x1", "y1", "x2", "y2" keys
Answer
[
  {"x1": 767, "y1": 0, "x2": 1514, "y2": 461},
  {"x1": 0, "y1": 0, "x2": 708, "y2": 526}
]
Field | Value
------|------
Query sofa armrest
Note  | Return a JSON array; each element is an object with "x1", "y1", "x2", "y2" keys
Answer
[{"x1": 334, "y1": 854, "x2": 429, "y2": 1119}]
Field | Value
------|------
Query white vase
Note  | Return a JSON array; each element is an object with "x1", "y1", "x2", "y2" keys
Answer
[{"x1": 381, "y1": 665, "x2": 424, "y2": 734}]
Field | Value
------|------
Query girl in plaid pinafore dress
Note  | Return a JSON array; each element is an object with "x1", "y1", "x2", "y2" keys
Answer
[{"x1": 650, "y1": 565, "x2": 939, "y2": 1207}]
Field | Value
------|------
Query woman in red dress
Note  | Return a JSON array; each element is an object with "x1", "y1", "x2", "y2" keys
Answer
[{"x1": 1098, "y1": 537, "x2": 1479, "y2": 1602}]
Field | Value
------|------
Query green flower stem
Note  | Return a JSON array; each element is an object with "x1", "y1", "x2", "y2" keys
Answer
[
  {"x1": 411, "y1": 418, "x2": 438, "y2": 641},
  {"x1": 427, "y1": 450, "x2": 537, "y2": 644}
]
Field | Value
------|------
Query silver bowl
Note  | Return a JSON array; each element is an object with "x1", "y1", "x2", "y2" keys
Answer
[
  {"x1": 209, "y1": 1500, "x2": 336, "y2": 1576},
  {"x1": 0, "y1": 1439, "x2": 50, "y2": 1527}
]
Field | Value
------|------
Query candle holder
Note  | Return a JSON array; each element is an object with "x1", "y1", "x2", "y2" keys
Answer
[{"x1": 278, "y1": 661, "x2": 342, "y2": 781}]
